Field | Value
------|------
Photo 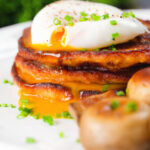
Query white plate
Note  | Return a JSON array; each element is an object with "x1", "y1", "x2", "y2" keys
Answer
[{"x1": 0, "y1": 9, "x2": 149, "y2": 150}]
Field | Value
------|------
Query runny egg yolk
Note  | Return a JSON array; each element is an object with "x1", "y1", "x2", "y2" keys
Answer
[
  {"x1": 30, "y1": 26, "x2": 78, "y2": 51},
  {"x1": 50, "y1": 26, "x2": 65, "y2": 49}
]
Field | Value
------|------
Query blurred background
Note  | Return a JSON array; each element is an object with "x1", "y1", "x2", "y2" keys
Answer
[{"x1": 0, "y1": 0, "x2": 150, "y2": 27}]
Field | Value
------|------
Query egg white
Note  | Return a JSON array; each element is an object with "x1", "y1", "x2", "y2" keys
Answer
[{"x1": 31, "y1": 1, "x2": 148, "y2": 50}]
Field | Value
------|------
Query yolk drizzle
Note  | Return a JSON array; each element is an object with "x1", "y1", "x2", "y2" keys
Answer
[
  {"x1": 19, "y1": 28, "x2": 127, "y2": 118},
  {"x1": 19, "y1": 91, "x2": 74, "y2": 117},
  {"x1": 16, "y1": 64, "x2": 126, "y2": 118},
  {"x1": 18, "y1": 81, "x2": 125, "y2": 118}
]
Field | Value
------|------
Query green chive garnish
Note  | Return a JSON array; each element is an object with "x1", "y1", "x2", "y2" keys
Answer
[
  {"x1": 91, "y1": 13, "x2": 100, "y2": 21},
  {"x1": 110, "y1": 20, "x2": 117, "y2": 25},
  {"x1": 130, "y1": 11, "x2": 136, "y2": 18},
  {"x1": 121, "y1": 11, "x2": 136, "y2": 18},
  {"x1": 121, "y1": 12, "x2": 130, "y2": 18},
  {"x1": 17, "y1": 107, "x2": 32, "y2": 119},
  {"x1": 26, "y1": 137, "x2": 36, "y2": 144},
  {"x1": 3, "y1": 80, "x2": 9, "y2": 84},
  {"x1": 112, "y1": 32, "x2": 119, "y2": 40},
  {"x1": 3, "y1": 79, "x2": 14, "y2": 85},
  {"x1": 111, "y1": 100, "x2": 120, "y2": 110},
  {"x1": 59, "y1": 132, "x2": 64, "y2": 138},
  {"x1": 68, "y1": 22, "x2": 74, "y2": 26},
  {"x1": 2, "y1": 104, "x2": 8, "y2": 107},
  {"x1": 56, "y1": 111, "x2": 72, "y2": 119},
  {"x1": 79, "y1": 11, "x2": 89, "y2": 22},
  {"x1": 53, "y1": 17, "x2": 61, "y2": 25},
  {"x1": 93, "y1": 48, "x2": 99, "y2": 52},
  {"x1": 103, "y1": 13, "x2": 109, "y2": 19},
  {"x1": 116, "y1": 91, "x2": 125, "y2": 96},
  {"x1": 109, "y1": 44, "x2": 117, "y2": 51},
  {"x1": 64, "y1": 15, "x2": 74, "y2": 26},
  {"x1": 76, "y1": 139, "x2": 80, "y2": 143},
  {"x1": 21, "y1": 99, "x2": 29, "y2": 106},
  {"x1": 33, "y1": 113, "x2": 40, "y2": 120},
  {"x1": 126, "y1": 88, "x2": 129, "y2": 94},
  {"x1": 79, "y1": 17, "x2": 89, "y2": 22},
  {"x1": 102, "y1": 84, "x2": 109, "y2": 92},
  {"x1": 42, "y1": 115, "x2": 54, "y2": 125},
  {"x1": 64, "y1": 15, "x2": 73, "y2": 22},
  {"x1": 10, "y1": 104, "x2": 16, "y2": 108},
  {"x1": 125, "y1": 101, "x2": 138, "y2": 113},
  {"x1": 80, "y1": 11, "x2": 88, "y2": 17}
]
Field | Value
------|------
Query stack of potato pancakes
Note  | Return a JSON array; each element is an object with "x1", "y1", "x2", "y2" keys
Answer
[{"x1": 11, "y1": 20, "x2": 150, "y2": 111}]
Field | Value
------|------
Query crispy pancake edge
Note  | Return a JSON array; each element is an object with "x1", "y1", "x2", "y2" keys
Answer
[
  {"x1": 18, "y1": 20, "x2": 150, "y2": 71},
  {"x1": 15, "y1": 55, "x2": 133, "y2": 84},
  {"x1": 11, "y1": 63, "x2": 74, "y2": 100}
]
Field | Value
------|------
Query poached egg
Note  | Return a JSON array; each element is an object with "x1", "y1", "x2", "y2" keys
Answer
[{"x1": 31, "y1": 1, "x2": 148, "y2": 50}]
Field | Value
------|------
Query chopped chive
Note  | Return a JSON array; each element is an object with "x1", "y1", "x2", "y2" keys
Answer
[
  {"x1": 3, "y1": 80, "x2": 9, "y2": 84},
  {"x1": 102, "y1": 84, "x2": 109, "y2": 92},
  {"x1": 121, "y1": 12, "x2": 130, "y2": 18},
  {"x1": 116, "y1": 91, "x2": 125, "y2": 96},
  {"x1": 26, "y1": 137, "x2": 36, "y2": 144},
  {"x1": 102, "y1": 87, "x2": 107, "y2": 92},
  {"x1": 125, "y1": 101, "x2": 138, "y2": 113},
  {"x1": 91, "y1": 13, "x2": 100, "y2": 21},
  {"x1": 79, "y1": 17, "x2": 89, "y2": 22},
  {"x1": 112, "y1": 32, "x2": 119, "y2": 40},
  {"x1": 3, "y1": 79, "x2": 14, "y2": 85},
  {"x1": 111, "y1": 100, "x2": 120, "y2": 110},
  {"x1": 17, "y1": 107, "x2": 32, "y2": 119},
  {"x1": 56, "y1": 111, "x2": 72, "y2": 119},
  {"x1": 76, "y1": 139, "x2": 80, "y2": 143},
  {"x1": 80, "y1": 11, "x2": 88, "y2": 17},
  {"x1": 110, "y1": 20, "x2": 117, "y2": 26},
  {"x1": 0, "y1": 104, "x2": 1, "y2": 107},
  {"x1": 59, "y1": 132, "x2": 64, "y2": 138},
  {"x1": 93, "y1": 48, "x2": 99, "y2": 52},
  {"x1": 126, "y1": 88, "x2": 129, "y2": 94},
  {"x1": 64, "y1": 15, "x2": 73, "y2": 22},
  {"x1": 9, "y1": 82, "x2": 14, "y2": 85},
  {"x1": 103, "y1": 13, "x2": 109, "y2": 19},
  {"x1": 79, "y1": 11, "x2": 90, "y2": 22},
  {"x1": 53, "y1": 17, "x2": 61, "y2": 25},
  {"x1": 42, "y1": 115, "x2": 54, "y2": 125},
  {"x1": 21, "y1": 99, "x2": 29, "y2": 106},
  {"x1": 68, "y1": 22, "x2": 74, "y2": 26},
  {"x1": 10, "y1": 104, "x2": 16, "y2": 108},
  {"x1": 2, "y1": 104, "x2": 8, "y2": 107},
  {"x1": 130, "y1": 11, "x2": 136, "y2": 18},
  {"x1": 121, "y1": 11, "x2": 136, "y2": 18},
  {"x1": 33, "y1": 113, "x2": 40, "y2": 120},
  {"x1": 109, "y1": 44, "x2": 117, "y2": 51}
]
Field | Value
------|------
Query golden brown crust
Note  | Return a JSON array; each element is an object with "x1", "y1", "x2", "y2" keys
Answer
[
  {"x1": 18, "y1": 20, "x2": 150, "y2": 71},
  {"x1": 15, "y1": 55, "x2": 135, "y2": 84},
  {"x1": 12, "y1": 63, "x2": 125, "y2": 101},
  {"x1": 11, "y1": 63, "x2": 73, "y2": 101}
]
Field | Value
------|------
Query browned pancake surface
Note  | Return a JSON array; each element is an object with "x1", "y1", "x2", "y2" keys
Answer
[
  {"x1": 15, "y1": 55, "x2": 138, "y2": 84},
  {"x1": 18, "y1": 20, "x2": 150, "y2": 71}
]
